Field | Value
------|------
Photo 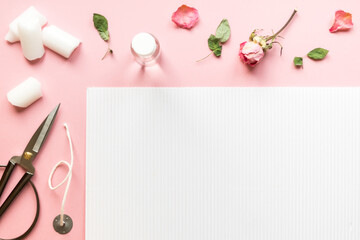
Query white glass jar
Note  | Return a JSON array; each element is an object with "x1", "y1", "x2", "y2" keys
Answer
[{"x1": 131, "y1": 32, "x2": 160, "y2": 66}]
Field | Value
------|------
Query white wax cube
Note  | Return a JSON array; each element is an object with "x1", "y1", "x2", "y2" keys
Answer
[
  {"x1": 42, "y1": 25, "x2": 81, "y2": 58},
  {"x1": 18, "y1": 18, "x2": 45, "y2": 61},
  {"x1": 7, "y1": 77, "x2": 43, "y2": 108},
  {"x1": 5, "y1": 6, "x2": 47, "y2": 43}
]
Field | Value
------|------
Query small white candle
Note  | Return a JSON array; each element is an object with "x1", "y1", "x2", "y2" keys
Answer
[
  {"x1": 131, "y1": 32, "x2": 160, "y2": 66},
  {"x1": 18, "y1": 18, "x2": 45, "y2": 61},
  {"x1": 42, "y1": 25, "x2": 81, "y2": 58},
  {"x1": 131, "y1": 32, "x2": 157, "y2": 57},
  {"x1": 7, "y1": 77, "x2": 43, "y2": 108},
  {"x1": 5, "y1": 6, "x2": 47, "y2": 43}
]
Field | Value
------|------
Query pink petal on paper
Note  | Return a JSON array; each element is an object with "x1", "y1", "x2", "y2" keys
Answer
[
  {"x1": 329, "y1": 10, "x2": 353, "y2": 33},
  {"x1": 171, "y1": 5, "x2": 199, "y2": 29}
]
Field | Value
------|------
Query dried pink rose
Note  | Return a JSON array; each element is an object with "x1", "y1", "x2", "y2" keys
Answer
[
  {"x1": 239, "y1": 9, "x2": 297, "y2": 67},
  {"x1": 329, "y1": 10, "x2": 353, "y2": 33},
  {"x1": 171, "y1": 5, "x2": 199, "y2": 29},
  {"x1": 239, "y1": 41, "x2": 264, "y2": 67}
]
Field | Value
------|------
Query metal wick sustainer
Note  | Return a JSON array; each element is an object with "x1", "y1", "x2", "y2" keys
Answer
[{"x1": 53, "y1": 214, "x2": 73, "y2": 234}]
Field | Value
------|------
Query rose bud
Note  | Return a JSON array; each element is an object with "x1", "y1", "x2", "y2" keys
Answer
[
  {"x1": 239, "y1": 41, "x2": 265, "y2": 67},
  {"x1": 239, "y1": 9, "x2": 297, "y2": 67}
]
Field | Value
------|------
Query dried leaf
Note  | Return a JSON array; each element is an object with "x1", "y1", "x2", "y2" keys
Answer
[
  {"x1": 208, "y1": 34, "x2": 222, "y2": 57},
  {"x1": 215, "y1": 19, "x2": 231, "y2": 43},
  {"x1": 93, "y1": 13, "x2": 109, "y2": 41},
  {"x1": 293, "y1": 57, "x2": 303, "y2": 67},
  {"x1": 307, "y1": 48, "x2": 329, "y2": 60}
]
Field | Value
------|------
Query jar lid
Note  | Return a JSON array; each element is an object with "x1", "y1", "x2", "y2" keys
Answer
[{"x1": 131, "y1": 32, "x2": 157, "y2": 58}]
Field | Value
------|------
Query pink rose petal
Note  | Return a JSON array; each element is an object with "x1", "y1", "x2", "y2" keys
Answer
[
  {"x1": 329, "y1": 10, "x2": 353, "y2": 33},
  {"x1": 171, "y1": 5, "x2": 199, "y2": 29}
]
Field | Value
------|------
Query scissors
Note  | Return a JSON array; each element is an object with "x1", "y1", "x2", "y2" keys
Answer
[{"x1": 0, "y1": 104, "x2": 60, "y2": 218}]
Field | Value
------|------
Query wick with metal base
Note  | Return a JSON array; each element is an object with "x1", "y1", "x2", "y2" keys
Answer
[{"x1": 48, "y1": 123, "x2": 74, "y2": 234}]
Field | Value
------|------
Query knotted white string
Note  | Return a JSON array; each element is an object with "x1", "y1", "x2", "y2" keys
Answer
[{"x1": 48, "y1": 123, "x2": 74, "y2": 227}]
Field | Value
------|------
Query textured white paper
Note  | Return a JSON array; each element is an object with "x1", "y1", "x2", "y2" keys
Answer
[{"x1": 86, "y1": 88, "x2": 360, "y2": 240}]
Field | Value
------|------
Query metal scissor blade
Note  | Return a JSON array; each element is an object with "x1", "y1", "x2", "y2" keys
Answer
[{"x1": 22, "y1": 104, "x2": 60, "y2": 161}]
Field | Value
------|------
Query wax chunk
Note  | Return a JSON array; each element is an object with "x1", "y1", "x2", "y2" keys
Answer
[
  {"x1": 5, "y1": 31, "x2": 18, "y2": 43},
  {"x1": 18, "y1": 18, "x2": 45, "y2": 61},
  {"x1": 5, "y1": 6, "x2": 47, "y2": 43},
  {"x1": 7, "y1": 77, "x2": 42, "y2": 108},
  {"x1": 42, "y1": 25, "x2": 81, "y2": 58}
]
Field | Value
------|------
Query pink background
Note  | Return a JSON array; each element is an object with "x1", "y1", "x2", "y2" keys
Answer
[{"x1": 0, "y1": 0, "x2": 359, "y2": 239}]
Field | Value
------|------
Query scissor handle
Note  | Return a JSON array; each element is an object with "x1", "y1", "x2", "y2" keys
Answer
[
  {"x1": 0, "y1": 160, "x2": 16, "y2": 199},
  {"x1": 0, "y1": 172, "x2": 33, "y2": 217}
]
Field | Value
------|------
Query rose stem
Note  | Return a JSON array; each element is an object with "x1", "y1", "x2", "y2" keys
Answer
[
  {"x1": 266, "y1": 9, "x2": 297, "y2": 42},
  {"x1": 101, "y1": 44, "x2": 113, "y2": 60},
  {"x1": 196, "y1": 52, "x2": 213, "y2": 63}
]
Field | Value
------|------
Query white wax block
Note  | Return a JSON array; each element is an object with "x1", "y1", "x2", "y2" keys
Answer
[
  {"x1": 42, "y1": 25, "x2": 81, "y2": 58},
  {"x1": 6, "y1": 6, "x2": 47, "y2": 43},
  {"x1": 5, "y1": 31, "x2": 18, "y2": 43},
  {"x1": 7, "y1": 77, "x2": 42, "y2": 108},
  {"x1": 18, "y1": 18, "x2": 45, "y2": 61}
]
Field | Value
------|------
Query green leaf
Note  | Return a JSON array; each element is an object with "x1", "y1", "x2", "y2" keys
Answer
[
  {"x1": 215, "y1": 19, "x2": 231, "y2": 43},
  {"x1": 99, "y1": 30, "x2": 109, "y2": 41},
  {"x1": 293, "y1": 57, "x2": 303, "y2": 67},
  {"x1": 307, "y1": 48, "x2": 329, "y2": 60},
  {"x1": 208, "y1": 34, "x2": 222, "y2": 57},
  {"x1": 93, "y1": 13, "x2": 110, "y2": 41},
  {"x1": 208, "y1": 35, "x2": 220, "y2": 50},
  {"x1": 213, "y1": 46, "x2": 223, "y2": 57}
]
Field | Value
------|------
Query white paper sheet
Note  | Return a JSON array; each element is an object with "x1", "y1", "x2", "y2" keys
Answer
[{"x1": 86, "y1": 88, "x2": 360, "y2": 240}]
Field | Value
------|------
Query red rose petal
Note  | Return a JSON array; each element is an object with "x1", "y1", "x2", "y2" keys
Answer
[
  {"x1": 171, "y1": 5, "x2": 199, "y2": 29},
  {"x1": 329, "y1": 10, "x2": 353, "y2": 33}
]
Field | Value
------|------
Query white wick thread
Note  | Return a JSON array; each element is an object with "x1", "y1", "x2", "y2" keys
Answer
[{"x1": 48, "y1": 123, "x2": 74, "y2": 227}]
